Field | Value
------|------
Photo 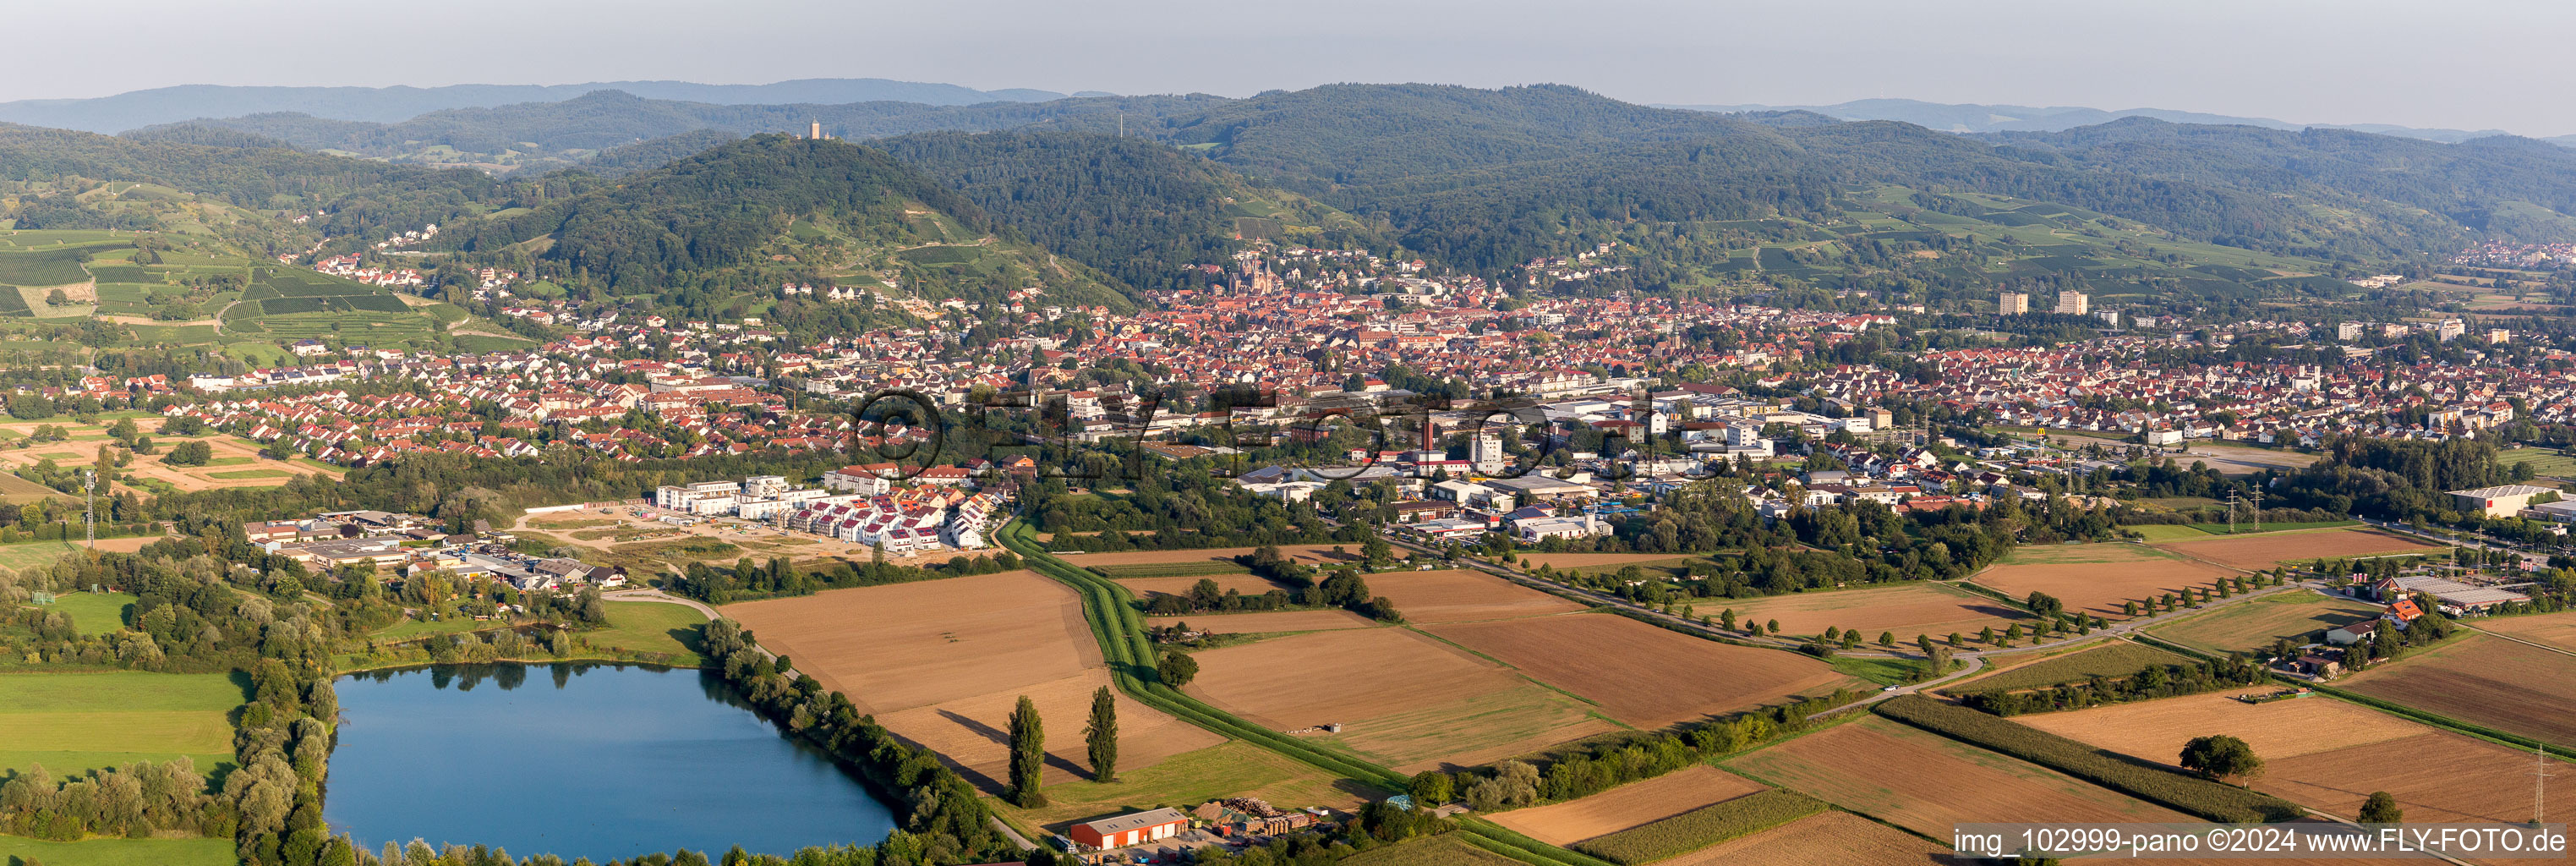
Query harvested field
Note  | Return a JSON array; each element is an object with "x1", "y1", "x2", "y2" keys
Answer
[
  {"x1": 2468, "y1": 610, "x2": 2576, "y2": 651},
  {"x1": 2015, "y1": 692, "x2": 2544, "y2": 825},
  {"x1": 1428, "y1": 612, "x2": 1855, "y2": 729},
  {"x1": 1367, "y1": 569, "x2": 1585, "y2": 623},
  {"x1": 1653, "y1": 811, "x2": 1949, "y2": 866},
  {"x1": 721, "y1": 572, "x2": 1223, "y2": 790},
  {"x1": 1114, "y1": 573, "x2": 1296, "y2": 600},
  {"x1": 2262, "y1": 732, "x2": 2543, "y2": 824},
  {"x1": 2340, "y1": 633, "x2": 2576, "y2": 748},
  {"x1": 1725, "y1": 715, "x2": 2189, "y2": 840},
  {"x1": 2151, "y1": 527, "x2": 2441, "y2": 571},
  {"x1": 2016, "y1": 692, "x2": 2430, "y2": 765},
  {"x1": 1487, "y1": 765, "x2": 1765, "y2": 846},
  {"x1": 2148, "y1": 592, "x2": 2385, "y2": 654},
  {"x1": 1146, "y1": 610, "x2": 1376, "y2": 633},
  {"x1": 1183, "y1": 627, "x2": 1607, "y2": 770},
  {"x1": 1713, "y1": 583, "x2": 2030, "y2": 641},
  {"x1": 1053, "y1": 544, "x2": 1403, "y2": 568},
  {"x1": 1974, "y1": 543, "x2": 2235, "y2": 619}
]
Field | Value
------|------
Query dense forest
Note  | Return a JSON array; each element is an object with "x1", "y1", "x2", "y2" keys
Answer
[
  {"x1": 439, "y1": 134, "x2": 1131, "y2": 310},
  {"x1": 875, "y1": 130, "x2": 1396, "y2": 294}
]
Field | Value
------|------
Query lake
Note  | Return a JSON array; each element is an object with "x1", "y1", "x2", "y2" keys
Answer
[{"x1": 325, "y1": 662, "x2": 898, "y2": 861}]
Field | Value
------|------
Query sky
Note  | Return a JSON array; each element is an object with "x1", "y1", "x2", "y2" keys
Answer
[{"x1": 8, "y1": 0, "x2": 2573, "y2": 135}]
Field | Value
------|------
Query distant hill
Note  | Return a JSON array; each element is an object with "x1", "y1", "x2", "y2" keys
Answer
[
  {"x1": 440, "y1": 134, "x2": 1133, "y2": 317},
  {"x1": 0, "y1": 121, "x2": 505, "y2": 253},
  {"x1": 1663, "y1": 97, "x2": 2568, "y2": 145},
  {"x1": 0, "y1": 78, "x2": 1102, "y2": 134},
  {"x1": 136, "y1": 90, "x2": 1221, "y2": 174},
  {"x1": 877, "y1": 130, "x2": 1399, "y2": 295}
]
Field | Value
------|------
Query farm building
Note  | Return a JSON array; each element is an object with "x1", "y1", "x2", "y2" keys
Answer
[
  {"x1": 2370, "y1": 576, "x2": 2527, "y2": 617},
  {"x1": 2450, "y1": 484, "x2": 2554, "y2": 518},
  {"x1": 1070, "y1": 808, "x2": 1190, "y2": 850}
]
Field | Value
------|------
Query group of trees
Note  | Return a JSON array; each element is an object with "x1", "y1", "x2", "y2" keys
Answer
[
  {"x1": 0, "y1": 757, "x2": 213, "y2": 840},
  {"x1": 667, "y1": 551, "x2": 1022, "y2": 606},
  {"x1": 997, "y1": 684, "x2": 1122, "y2": 808},
  {"x1": 1960, "y1": 657, "x2": 2274, "y2": 716}
]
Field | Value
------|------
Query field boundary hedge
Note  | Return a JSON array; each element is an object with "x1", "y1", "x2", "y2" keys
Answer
[
  {"x1": 1872, "y1": 694, "x2": 2297, "y2": 823},
  {"x1": 1572, "y1": 789, "x2": 1827, "y2": 864}
]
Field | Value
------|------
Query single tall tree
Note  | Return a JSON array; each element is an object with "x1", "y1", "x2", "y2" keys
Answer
[
  {"x1": 1085, "y1": 686, "x2": 1119, "y2": 782},
  {"x1": 1009, "y1": 695, "x2": 1047, "y2": 806}
]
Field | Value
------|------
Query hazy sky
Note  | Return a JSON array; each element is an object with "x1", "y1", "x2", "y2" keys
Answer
[{"x1": 9, "y1": 0, "x2": 2573, "y2": 134}]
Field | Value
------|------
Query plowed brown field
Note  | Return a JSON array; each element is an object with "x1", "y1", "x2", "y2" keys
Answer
[
  {"x1": 2152, "y1": 528, "x2": 2441, "y2": 570},
  {"x1": 1428, "y1": 612, "x2": 1854, "y2": 728},
  {"x1": 1487, "y1": 765, "x2": 1765, "y2": 845},
  {"x1": 1365, "y1": 569, "x2": 1585, "y2": 623},
  {"x1": 1182, "y1": 627, "x2": 1609, "y2": 770},
  {"x1": 721, "y1": 571, "x2": 1223, "y2": 791}
]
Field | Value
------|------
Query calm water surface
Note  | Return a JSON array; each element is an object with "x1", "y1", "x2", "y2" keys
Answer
[{"x1": 325, "y1": 662, "x2": 897, "y2": 861}]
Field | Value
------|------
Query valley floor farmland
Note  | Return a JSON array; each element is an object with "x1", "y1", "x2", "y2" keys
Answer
[
  {"x1": 0, "y1": 671, "x2": 244, "y2": 781},
  {"x1": 2146, "y1": 591, "x2": 2387, "y2": 654},
  {"x1": 2149, "y1": 527, "x2": 2441, "y2": 571},
  {"x1": 1486, "y1": 765, "x2": 1765, "y2": 846},
  {"x1": 1709, "y1": 582, "x2": 2031, "y2": 641},
  {"x1": 2017, "y1": 691, "x2": 2541, "y2": 824},
  {"x1": 1052, "y1": 544, "x2": 1403, "y2": 569},
  {"x1": 719, "y1": 571, "x2": 1224, "y2": 790},
  {"x1": 1724, "y1": 715, "x2": 2190, "y2": 840},
  {"x1": 2467, "y1": 610, "x2": 2576, "y2": 651},
  {"x1": 1182, "y1": 626, "x2": 1613, "y2": 772},
  {"x1": 2337, "y1": 632, "x2": 2576, "y2": 748},
  {"x1": 1426, "y1": 611, "x2": 1856, "y2": 729},
  {"x1": 1649, "y1": 811, "x2": 1950, "y2": 866},
  {"x1": 1973, "y1": 543, "x2": 2236, "y2": 618},
  {"x1": 1363, "y1": 568, "x2": 1587, "y2": 623},
  {"x1": 1145, "y1": 609, "x2": 1376, "y2": 633}
]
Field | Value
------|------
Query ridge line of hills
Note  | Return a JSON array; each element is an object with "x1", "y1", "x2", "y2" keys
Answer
[{"x1": 11, "y1": 81, "x2": 2576, "y2": 332}]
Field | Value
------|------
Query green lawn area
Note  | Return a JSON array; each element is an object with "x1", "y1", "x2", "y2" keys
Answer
[
  {"x1": 2127, "y1": 524, "x2": 2212, "y2": 542},
  {"x1": 1944, "y1": 640, "x2": 2190, "y2": 694},
  {"x1": 1828, "y1": 655, "x2": 1925, "y2": 686},
  {"x1": 0, "y1": 541, "x2": 97, "y2": 574},
  {"x1": 0, "y1": 671, "x2": 245, "y2": 781},
  {"x1": 582, "y1": 600, "x2": 709, "y2": 666},
  {"x1": 2147, "y1": 591, "x2": 2384, "y2": 655},
  {"x1": 2499, "y1": 448, "x2": 2576, "y2": 479},
  {"x1": 205, "y1": 469, "x2": 292, "y2": 480},
  {"x1": 995, "y1": 740, "x2": 1379, "y2": 831},
  {"x1": 26, "y1": 590, "x2": 136, "y2": 636},
  {"x1": 0, "y1": 836, "x2": 235, "y2": 866}
]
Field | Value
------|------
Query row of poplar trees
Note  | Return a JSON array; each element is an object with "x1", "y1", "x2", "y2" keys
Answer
[{"x1": 1007, "y1": 686, "x2": 1122, "y2": 807}]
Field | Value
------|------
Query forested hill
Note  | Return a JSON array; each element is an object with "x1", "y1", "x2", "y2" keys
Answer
[
  {"x1": 1151, "y1": 83, "x2": 1769, "y2": 185},
  {"x1": 0, "y1": 78, "x2": 1088, "y2": 134},
  {"x1": 441, "y1": 134, "x2": 1132, "y2": 313},
  {"x1": 1982, "y1": 118, "x2": 2576, "y2": 243},
  {"x1": 140, "y1": 90, "x2": 1222, "y2": 169},
  {"x1": 875, "y1": 130, "x2": 1402, "y2": 294},
  {"x1": 0, "y1": 121, "x2": 505, "y2": 250}
]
